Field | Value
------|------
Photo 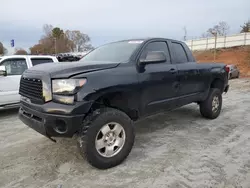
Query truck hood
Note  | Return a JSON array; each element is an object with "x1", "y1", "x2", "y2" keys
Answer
[{"x1": 28, "y1": 61, "x2": 120, "y2": 78}]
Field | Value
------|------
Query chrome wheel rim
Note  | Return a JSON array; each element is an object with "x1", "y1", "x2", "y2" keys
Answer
[
  {"x1": 212, "y1": 96, "x2": 220, "y2": 113},
  {"x1": 95, "y1": 122, "x2": 126, "y2": 158}
]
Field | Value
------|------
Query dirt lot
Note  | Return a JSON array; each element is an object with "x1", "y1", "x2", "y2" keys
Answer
[
  {"x1": 194, "y1": 46, "x2": 250, "y2": 77},
  {"x1": 1, "y1": 78, "x2": 250, "y2": 188}
]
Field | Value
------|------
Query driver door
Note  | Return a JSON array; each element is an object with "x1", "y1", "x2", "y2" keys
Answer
[
  {"x1": 138, "y1": 41, "x2": 179, "y2": 116},
  {"x1": 0, "y1": 58, "x2": 28, "y2": 106}
]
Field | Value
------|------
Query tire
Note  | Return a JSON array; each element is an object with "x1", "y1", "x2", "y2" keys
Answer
[
  {"x1": 78, "y1": 108, "x2": 135, "y2": 169},
  {"x1": 229, "y1": 73, "x2": 232, "y2": 79},
  {"x1": 236, "y1": 73, "x2": 240, "y2": 78},
  {"x1": 200, "y1": 88, "x2": 222, "y2": 119}
]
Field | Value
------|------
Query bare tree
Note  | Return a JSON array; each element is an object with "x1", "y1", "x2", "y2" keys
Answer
[
  {"x1": 14, "y1": 48, "x2": 28, "y2": 55},
  {"x1": 0, "y1": 42, "x2": 7, "y2": 55},
  {"x1": 0, "y1": 42, "x2": 4, "y2": 55},
  {"x1": 30, "y1": 24, "x2": 93, "y2": 55},
  {"x1": 201, "y1": 32, "x2": 209, "y2": 38},
  {"x1": 219, "y1": 21, "x2": 230, "y2": 36},
  {"x1": 207, "y1": 21, "x2": 230, "y2": 36},
  {"x1": 43, "y1": 24, "x2": 53, "y2": 37},
  {"x1": 30, "y1": 44, "x2": 46, "y2": 55},
  {"x1": 207, "y1": 25, "x2": 220, "y2": 36},
  {"x1": 65, "y1": 30, "x2": 93, "y2": 52}
]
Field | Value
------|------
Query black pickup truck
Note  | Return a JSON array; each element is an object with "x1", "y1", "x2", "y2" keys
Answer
[{"x1": 19, "y1": 38, "x2": 229, "y2": 169}]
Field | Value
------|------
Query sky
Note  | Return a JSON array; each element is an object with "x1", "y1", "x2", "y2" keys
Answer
[{"x1": 0, "y1": 0, "x2": 249, "y2": 54}]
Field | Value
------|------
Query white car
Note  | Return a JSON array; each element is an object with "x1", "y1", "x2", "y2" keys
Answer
[{"x1": 0, "y1": 55, "x2": 58, "y2": 110}]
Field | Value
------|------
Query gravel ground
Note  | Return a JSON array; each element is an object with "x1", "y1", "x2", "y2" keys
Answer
[{"x1": 1, "y1": 78, "x2": 250, "y2": 188}]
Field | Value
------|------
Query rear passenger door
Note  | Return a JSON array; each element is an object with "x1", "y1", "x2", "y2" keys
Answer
[
  {"x1": 170, "y1": 41, "x2": 200, "y2": 97},
  {"x1": 138, "y1": 41, "x2": 179, "y2": 116}
]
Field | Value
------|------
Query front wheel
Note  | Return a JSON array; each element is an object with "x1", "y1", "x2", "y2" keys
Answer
[
  {"x1": 79, "y1": 108, "x2": 135, "y2": 169},
  {"x1": 200, "y1": 88, "x2": 222, "y2": 119}
]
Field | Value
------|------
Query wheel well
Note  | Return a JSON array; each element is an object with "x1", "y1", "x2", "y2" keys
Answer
[
  {"x1": 210, "y1": 79, "x2": 224, "y2": 93},
  {"x1": 90, "y1": 92, "x2": 139, "y2": 121}
]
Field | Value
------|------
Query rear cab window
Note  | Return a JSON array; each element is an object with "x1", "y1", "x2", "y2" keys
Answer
[
  {"x1": 30, "y1": 58, "x2": 54, "y2": 66},
  {"x1": 171, "y1": 42, "x2": 189, "y2": 63}
]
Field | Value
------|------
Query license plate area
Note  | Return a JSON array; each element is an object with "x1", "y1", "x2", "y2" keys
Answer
[{"x1": 21, "y1": 107, "x2": 43, "y2": 122}]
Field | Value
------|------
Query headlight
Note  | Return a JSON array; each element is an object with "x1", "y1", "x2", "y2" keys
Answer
[{"x1": 52, "y1": 79, "x2": 87, "y2": 95}]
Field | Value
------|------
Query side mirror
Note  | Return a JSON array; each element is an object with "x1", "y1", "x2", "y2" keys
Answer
[
  {"x1": 0, "y1": 66, "x2": 7, "y2": 76},
  {"x1": 140, "y1": 51, "x2": 166, "y2": 65}
]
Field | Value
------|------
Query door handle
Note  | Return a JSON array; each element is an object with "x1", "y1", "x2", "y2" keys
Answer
[
  {"x1": 173, "y1": 82, "x2": 180, "y2": 89},
  {"x1": 169, "y1": 68, "x2": 177, "y2": 74}
]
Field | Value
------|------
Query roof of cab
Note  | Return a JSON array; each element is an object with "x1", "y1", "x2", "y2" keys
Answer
[
  {"x1": 101, "y1": 37, "x2": 185, "y2": 45},
  {"x1": 0, "y1": 55, "x2": 58, "y2": 62}
]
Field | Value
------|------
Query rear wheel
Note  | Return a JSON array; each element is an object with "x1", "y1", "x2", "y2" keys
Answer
[
  {"x1": 200, "y1": 88, "x2": 222, "y2": 119},
  {"x1": 236, "y1": 73, "x2": 240, "y2": 78},
  {"x1": 78, "y1": 108, "x2": 135, "y2": 169}
]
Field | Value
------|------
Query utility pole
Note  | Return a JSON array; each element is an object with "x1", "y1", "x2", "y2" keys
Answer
[
  {"x1": 54, "y1": 37, "x2": 57, "y2": 54},
  {"x1": 183, "y1": 26, "x2": 187, "y2": 41},
  {"x1": 211, "y1": 30, "x2": 217, "y2": 62}
]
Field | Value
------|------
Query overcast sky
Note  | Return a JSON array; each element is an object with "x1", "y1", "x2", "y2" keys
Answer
[{"x1": 0, "y1": 0, "x2": 249, "y2": 54}]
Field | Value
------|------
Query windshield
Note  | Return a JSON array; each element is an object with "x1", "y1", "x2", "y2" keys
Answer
[{"x1": 82, "y1": 40, "x2": 143, "y2": 63}]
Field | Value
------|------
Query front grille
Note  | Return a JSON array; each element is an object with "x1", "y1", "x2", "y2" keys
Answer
[{"x1": 19, "y1": 77, "x2": 43, "y2": 103}]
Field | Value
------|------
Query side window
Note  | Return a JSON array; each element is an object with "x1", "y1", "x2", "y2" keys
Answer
[
  {"x1": 172, "y1": 42, "x2": 188, "y2": 63},
  {"x1": 31, "y1": 58, "x2": 53, "y2": 66},
  {"x1": 140, "y1": 42, "x2": 171, "y2": 63},
  {"x1": 1, "y1": 58, "x2": 28, "y2": 75}
]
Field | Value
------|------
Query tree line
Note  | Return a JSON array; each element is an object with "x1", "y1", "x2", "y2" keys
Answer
[
  {"x1": 29, "y1": 24, "x2": 94, "y2": 55},
  {"x1": 1, "y1": 20, "x2": 250, "y2": 56},
  {"x1": 0, "y1": 42, "x2": 8, "y2": 55},
  {"x1": 184, "y1": 20, "x2": 250, "y2": 40},
  {"x1": 200, "y1": 20, "x2": 250, "y2": 38},
  {"x1": 0, "y1": 24, "x2": 94, "y2": 56}
]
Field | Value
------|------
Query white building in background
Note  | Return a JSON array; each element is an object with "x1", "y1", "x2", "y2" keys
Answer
[{"x1": 185, "y1": 32, "x2": 250, "y2": 51}]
